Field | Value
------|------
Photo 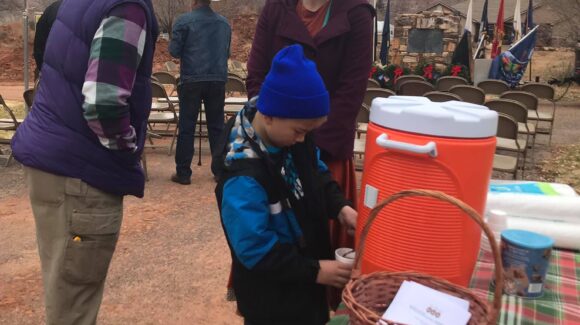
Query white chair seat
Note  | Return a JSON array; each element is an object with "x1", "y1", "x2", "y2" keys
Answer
[
  {"x1": 225, "y1": 97, "x2": 248, "y2": 105},
  {"x1": 517, "y1": 122, "x2": 535, "y2": 135},
  {"x1": 0, "y1": 122, "x2": 17, "y2": 130},
  {"x1": 151, "y1": 102, "x2": 170, "y2": 111},
  {"x1": 528, "y1": 110, "x2": 554, "y2": 121},
  {"x1": 148, "y1": 112, "x2": 176, "y2": 123},
  {"x1": 497, "y1": 137, "x2": 527, "y2": 152},
  {"x1": 357, "y1": 123, "x2": 368, "y2": 134},
  {"x1": 536, "y1": 110, "x2": 554, "y2": 121},
  {"x1": 353, "y1": 138, "x2": 366, "y2": 155},
  {"x1": 0, "y1": 118, "x2": 23, "y2": 124},
  {"x1": 157, "y1": 96, "x2": 179, "y2": 103},
  {"x1": 224, "y1": 104, "x2": 244, "y2": 116},
  {"x1": 493, "y1": 154, "x2": 518, "y2": 172},
  {"x1": 527, "y1": 110, "x2": 539, "y2": 120}
]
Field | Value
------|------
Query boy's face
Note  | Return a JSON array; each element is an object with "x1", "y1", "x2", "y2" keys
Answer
[{"x1": 263, "y1": 116, "x2": 327, "y2": 147}]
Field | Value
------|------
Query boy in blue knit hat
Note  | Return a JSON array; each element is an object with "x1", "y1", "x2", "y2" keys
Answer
[{"x1": 214, "y1": 44, "x2": 357, "y2": 325}]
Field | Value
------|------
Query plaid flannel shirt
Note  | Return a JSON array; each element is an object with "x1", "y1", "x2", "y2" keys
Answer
[{"x1": 82, "y1": 3, "x2": 147, "y2": 151}]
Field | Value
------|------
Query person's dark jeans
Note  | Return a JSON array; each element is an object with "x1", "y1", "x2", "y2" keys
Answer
[{"x1": 175, "y1": 81, "x2": 225, "y2": 179}]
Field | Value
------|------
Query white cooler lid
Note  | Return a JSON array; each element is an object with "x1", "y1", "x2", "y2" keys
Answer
[{"x1": 370, "y1": 96, "x2": 498, "y2": 138}]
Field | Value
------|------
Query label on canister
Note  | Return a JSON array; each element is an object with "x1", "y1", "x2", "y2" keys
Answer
[{"x1": 500, "y1": 229, "x2": 554, "y2": 298}]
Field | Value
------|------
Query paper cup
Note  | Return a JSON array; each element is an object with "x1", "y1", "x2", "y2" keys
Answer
[{"x1": 335, "y1": 248, "x2": 355, "y2": 266}]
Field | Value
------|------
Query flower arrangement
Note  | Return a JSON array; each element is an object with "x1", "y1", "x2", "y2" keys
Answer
[
  {"x1": 443, "y1": 64, "x2": 470, "y2": 82},
  {"x1": 382, "y1": 64, "x2": 411, "y2": 90},
  {"x1": 369, "y1": 63, "x2": 386, "y2": 82},
  {"x1": 414, "y1": 60, "x2": 440, "y2": 84}
]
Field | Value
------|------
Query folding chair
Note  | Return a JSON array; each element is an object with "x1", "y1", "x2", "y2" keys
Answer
[
  {"x1": 424, "y1": 91, "x2": 462, "y2": 102},
  {"x1": 477, "y1": 80, "x2": 510, "y2": 95},
  {"x1": 436, "y1": 76, "x2": 468, "y2": 91},
  {"x1": 485, "y1": 99, "x2": 530, "y2": 176},
  {"x1": 353, "y1": 136, "x2": 366, "y2": 171},
  {"x1": 394, "y1": 75, "x2": 426, "y2": 92},
  {"x1": 500, "y1": 91, "x2": 539, "y2": 148},
  {"x1": 367, "y1": 78, "x2": 380, "y2": 88},
  {"x1": 230, "y1": 60, "x2": 247, "y2": 78},
  {"x1": 152, "y1": 71, "x2": 178, "y2": 96},
  {"x1": 493, "y1": 113, "x2": 521, "y2": 179},
  {"x1": 520, "y1": 83, "x2": 556, "y2": 144},
  {"x1": 363, "y1": 88, "x2": 395, "y2": 108},
  {"x1": 398, "y1": 80, "x2": 435, "y2": 96},
  {"x1": 356, "y1": 103, "x2": 370, "y2": 138},
  {"x1": 148, "y1": 81, "x2": 179, "y2": 155},
  {"x1": 225, "y1": 75, "x2": 247, "y2": 120},
  {"x1": 226, "y1": 75, "x2": 247, "y2": 95},
  {"x1": 164, "y1": 61, "x2": 179, "y2": 74},
  {"x1": 449, "y1": 85, "x2": 486, "y2": 105},
  {"x1": 23, "y1": 89, "x2": 35, "y2": 111},
  {"x1": 228, "y1": 72, "x2": 245, "y2": 80},
  {"x1": 0, "y1": 95, "x2": 20, "y2": 166}
]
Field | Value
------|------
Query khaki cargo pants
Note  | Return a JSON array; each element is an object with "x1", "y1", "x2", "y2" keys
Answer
[{"x1": 25, "y1": 167, "x2": 123, "y2": 325}]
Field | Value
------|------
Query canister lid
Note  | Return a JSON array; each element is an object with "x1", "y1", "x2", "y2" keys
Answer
[
  {"x1": 501, "y1": 229, "x2": 554, "y2": 249},
  {"x1": 369, "y1": 96, "x2": 498, "y2": 138}
]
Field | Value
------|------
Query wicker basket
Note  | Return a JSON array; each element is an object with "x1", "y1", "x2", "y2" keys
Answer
[{"x1": 343, "y1": 189, "x2": 504, "y2": 325}]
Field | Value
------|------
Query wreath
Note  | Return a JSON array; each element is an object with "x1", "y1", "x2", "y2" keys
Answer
[
  {"x1": 369, "y1": 63, "x2": 386, "y2": 83},
  {"x1": 414, "y1": 61, "x2": 439, "y2": 84},
  {"x1": 382, "y1": 64, "x2": 412, "y2": 90},
  {"x1": 443, "y1": 64, "x2": 470, "y2": 82}
]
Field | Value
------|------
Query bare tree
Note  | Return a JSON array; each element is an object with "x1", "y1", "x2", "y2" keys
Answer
[
  {"x1": 153, "y1": 0, "x2": 189, "y2": 36},
  {"x1": 550, "y1": 0, "x2": 580, "y2": 43}
]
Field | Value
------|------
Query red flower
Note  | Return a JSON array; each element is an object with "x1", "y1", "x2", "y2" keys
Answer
[
  {"x1": 394, "y1": 67, "x2": 404, "y2": 84},
  {"x1": 423, "y1": 65, "x2": 434, "y2": 80},
  {"x1": 451, "y1": 65, "x2": 462, "y2": 76},
  {"x1": 369, "y1": 66, "x2": 378, "y2": 78}
]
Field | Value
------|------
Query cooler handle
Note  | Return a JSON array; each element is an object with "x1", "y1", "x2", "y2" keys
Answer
[{"x1": 376, "y1": 133, "x2": 438, "y2": 158}]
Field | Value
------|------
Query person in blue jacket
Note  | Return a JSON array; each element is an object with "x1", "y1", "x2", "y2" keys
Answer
[{"x1": 214, "y1": 44, "x2": 358, "y2": 325}]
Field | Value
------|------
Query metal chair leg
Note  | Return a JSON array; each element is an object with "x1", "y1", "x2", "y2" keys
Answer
[
  {"x1": 141, "y1": 151, "x2": 149, "y2": 181},
  {"x1": 4, "y1": 152, "x2": 13, "y2": 167},
  {"x1": 548, "y1": 100, "x2": 556, "y2": 145},
  {"x1": 197, "y1": 109, "x2": 203, "y2": 166},
  {"x1": 168, "y1": 124, "x2": 178, "y2": 156}
]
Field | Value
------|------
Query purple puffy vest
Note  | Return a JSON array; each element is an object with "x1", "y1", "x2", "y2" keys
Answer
[{"x1": 12, "y1": 0, "x2": 158, "y2": 197}]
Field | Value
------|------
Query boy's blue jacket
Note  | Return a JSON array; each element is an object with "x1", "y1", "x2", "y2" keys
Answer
[{"x1": 214, "y1": 100, "x2": 349, "y2": 324}]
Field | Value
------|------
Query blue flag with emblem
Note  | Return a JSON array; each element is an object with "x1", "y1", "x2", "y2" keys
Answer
[
  {"x1": 524, "y1": 0, "x2": 535, "y2": 34},
  {"x1": 489, "y1": 25, "x2": 538, "y2": 87}
]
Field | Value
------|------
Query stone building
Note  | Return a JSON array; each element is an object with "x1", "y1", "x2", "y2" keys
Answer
[{"x1": 389, "y1": 3, "x2": 462, "y2": 70}]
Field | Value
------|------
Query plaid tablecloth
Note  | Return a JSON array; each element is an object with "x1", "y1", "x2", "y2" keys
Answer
[{"x1": 328, "y1": 248, "x2": 580, "y2": 325}]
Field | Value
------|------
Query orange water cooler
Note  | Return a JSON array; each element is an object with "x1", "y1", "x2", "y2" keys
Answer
[{"x1": 356, "y1": 96, "x2": 498, "y2": 286}]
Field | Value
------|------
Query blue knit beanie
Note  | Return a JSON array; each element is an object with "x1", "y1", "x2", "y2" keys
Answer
[{"x1": 257, "y1": 45, "x2": 329, "y2": 118}]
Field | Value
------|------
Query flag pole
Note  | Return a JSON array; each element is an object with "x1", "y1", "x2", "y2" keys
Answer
[
  {"x1": 529, "y1": 58, "x2": 533, "y2": 81},
  {"x1": 23, "y1": 0, "x2": 29, "y2": 94},
  {"x1": 373, "y1": 0, "x2": 377, "y2": 62},
  {"x1": 474, "y1": 32, "x2": 486, "y2": 59}
]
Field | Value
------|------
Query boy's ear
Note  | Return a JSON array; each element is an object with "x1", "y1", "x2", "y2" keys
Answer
[{"x1": 263, "y1": 115, "x2": 274, "y2": 126}]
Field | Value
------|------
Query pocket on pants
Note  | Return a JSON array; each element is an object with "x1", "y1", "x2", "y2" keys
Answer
[{"x1": 63, "y1": 210, "x2": 122, "y2": 284}]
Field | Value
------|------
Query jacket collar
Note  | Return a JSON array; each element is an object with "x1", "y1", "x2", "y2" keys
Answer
[{"x1": 276, "y1": 0, "x2": 374, "y2": 48}]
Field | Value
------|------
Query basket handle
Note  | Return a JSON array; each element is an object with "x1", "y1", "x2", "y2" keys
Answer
[{"x1": 352, "y1": 189, "x2": 503, "y2": 323}]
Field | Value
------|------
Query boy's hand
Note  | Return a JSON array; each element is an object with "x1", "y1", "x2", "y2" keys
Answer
[
  {"x1": 316, "y1": 260, "x2": 352, "y2": 288},
  {"x1": 338, "y1": 206, "x2": 357, "y2": 236}
]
